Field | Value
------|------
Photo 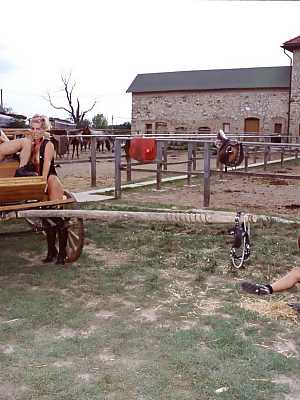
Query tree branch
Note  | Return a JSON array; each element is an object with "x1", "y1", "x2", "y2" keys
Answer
[{"x1": 46, "y1": 93, "x2": 73, "y2": 116}]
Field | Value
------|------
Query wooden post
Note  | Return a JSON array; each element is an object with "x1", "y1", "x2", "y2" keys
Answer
[
  {"x1": 156, "y1": 141, "x2": 163, "y2": 190},
  {"x1": 253, "y1": 146, "x2": 257, "y2": 164},
  {"x1": 187, "y1": 142, "x2": 193, "y2": 185},
  {"x1": 263, "y1": 146, "x2": 268, "y2": 171},
  {"x1": 114, "y1": 139, "x2": 122, "y2": 199},
  {"x1": 162, "y1": 144, "x2": 168, "y2": 171},
  {"x1": 90, "y1": 136, "x2": 97, "y2": 187},
  {"x1": 267, "y1": 145, "x2": 271, "y2": 162},
  {"x1": 203, "y1": 142, "x2": 211, "y2": 208},
  {"x1": 126, "y1": 153, "x2": 132, "y2": 183},
  {"x1": 244, "y1": 147, "x2": 248, "y2": 172},
  {"x1": 192, "y1": 145, "x2": 197, "y2": 170},
  {"x1": 281, "y1": 148, "x2": 284, "y2": 167}
]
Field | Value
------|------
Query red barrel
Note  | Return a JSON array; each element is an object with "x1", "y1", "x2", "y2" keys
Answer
[{"x1": 128, "y1": 138, "x2": 157, "y2": 162}]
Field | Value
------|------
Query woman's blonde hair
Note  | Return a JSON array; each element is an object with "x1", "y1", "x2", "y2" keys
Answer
[{"x1": 30, "y1": 114, "x2": 51, "y2": 131}]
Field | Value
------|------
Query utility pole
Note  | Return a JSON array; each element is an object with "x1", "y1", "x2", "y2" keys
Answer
[
  {"x1": 111, "y1": 115, "x2": 114, "y2": 135},
  {"x1": 0, "y1": 89, "x2": 3, "y2": 109}
]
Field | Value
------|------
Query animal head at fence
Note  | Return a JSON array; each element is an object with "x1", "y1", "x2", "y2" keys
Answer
[{"x1": 215, "y1": 130, "x2": 244, "y2": 168}]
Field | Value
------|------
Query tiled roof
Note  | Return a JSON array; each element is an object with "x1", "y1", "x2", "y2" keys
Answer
[
  {"x1": 282, "y1": 35, "x2": 300, "y2": 51},
  {"x1": 127, "y1": 66, "x2": 290, "y2": 94}
]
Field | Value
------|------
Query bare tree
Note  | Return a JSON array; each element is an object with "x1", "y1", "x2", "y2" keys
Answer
[{"x1": 47, "y1": 74, "x2": 96, "y2": 128}]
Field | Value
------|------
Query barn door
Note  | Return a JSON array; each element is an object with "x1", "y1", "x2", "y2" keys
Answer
[{"x1": 244, "y1": 118, "x2": 259, "y2": 141}]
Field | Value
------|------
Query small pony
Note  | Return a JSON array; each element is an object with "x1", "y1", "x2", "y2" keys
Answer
[{"x1": 215, "y1": 130, "x2": 244, "y2": 168}]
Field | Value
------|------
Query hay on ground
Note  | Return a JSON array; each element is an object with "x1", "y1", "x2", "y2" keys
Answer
[{"x1": 241, "y1": 297, "x2": 300, "y2": 324}]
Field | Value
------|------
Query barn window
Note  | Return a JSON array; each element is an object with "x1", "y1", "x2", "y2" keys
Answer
[
  {"x1": 145, "y1": 123, "x2": 152, "y2": 134},
  {"x1": 198, "y1": 126, "x2": 211, "y2": 134},
  {"x1": 274, "y1": 123, "x2": 282, "y2": 134},
  {"x1": 223, "y1": 123, "x2": 230, "y2": 133},
  {"x1": 155, "y1": 122, "x2": 167, "y2": 133}
]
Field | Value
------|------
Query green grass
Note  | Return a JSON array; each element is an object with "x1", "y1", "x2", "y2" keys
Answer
[{"x1": 1, "y1": 217, "x2": 300, "y2": 399}]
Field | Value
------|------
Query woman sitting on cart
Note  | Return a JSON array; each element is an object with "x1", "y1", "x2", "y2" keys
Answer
[
  {"x1": 29, "y1": 114, "x2": 68, "y2": 265},
  {"x1": 1, "y1": 117, "x2": 67, "y2": 264},
  {"x1": 29, "y1": 114, "x2": 64, "y2": 201}
]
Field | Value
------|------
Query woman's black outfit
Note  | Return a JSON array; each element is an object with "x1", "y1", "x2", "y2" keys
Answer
[{"x1": 40, "y1": 139, "x2": 67, "y2": 265}]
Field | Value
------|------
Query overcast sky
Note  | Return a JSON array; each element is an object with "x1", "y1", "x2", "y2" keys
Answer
[{"x1": 0, "y1": 0, "x2": 300, "y2": 124}]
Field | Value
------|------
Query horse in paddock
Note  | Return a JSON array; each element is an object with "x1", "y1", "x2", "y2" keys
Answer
[
  {"x1": 80, "y1": 127, "x2": 91, "y2": 153},
  {"x1": 215, "y1": 129, "x2": 244, "y2": 169},
  {"x1": 96, "y1": 137, "x2": 112, "y2": 152},
  {"x1": 68, "y1": 131, "x2": 81, "y2": 159}
]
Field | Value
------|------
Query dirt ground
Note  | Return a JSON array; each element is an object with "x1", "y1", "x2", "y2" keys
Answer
[{"x1": 58, "y1": 150, "x2": 300, "y2": 218}]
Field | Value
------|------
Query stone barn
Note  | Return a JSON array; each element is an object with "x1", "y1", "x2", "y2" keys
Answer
[{"x1": 127, "y1": 34, "x2": 300, "y2": 139}]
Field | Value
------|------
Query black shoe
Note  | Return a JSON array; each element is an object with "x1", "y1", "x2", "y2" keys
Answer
[
  {"x1": 42, "y1": 248, "x2": 58, "y2": 263},
  {"x1": 241, "y1": 281, "x2": 272, "y2": 295},
  {"x1": 55, "y1": 254, "x2": 66, "y2": 265},
  {"x1": 43, "y1": 253, "x2": 57, "y2": 263}
]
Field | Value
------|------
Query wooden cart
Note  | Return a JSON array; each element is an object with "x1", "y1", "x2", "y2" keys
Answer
[{"x1": 0, "y1": 160, "x2": 84, "y2": 263}]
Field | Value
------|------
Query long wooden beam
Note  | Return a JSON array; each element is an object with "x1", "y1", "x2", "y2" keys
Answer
[{"x1": 16, "y1": 209, "x2": 300, "y2": 225}]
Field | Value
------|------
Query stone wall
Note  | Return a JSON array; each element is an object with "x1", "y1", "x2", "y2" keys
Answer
[
  {"x1": 131, "y1": 89, "x2": 289, "y2": 135},
  {"x1": 290, "y1": 49, "x2": 300, "y2": 137}
]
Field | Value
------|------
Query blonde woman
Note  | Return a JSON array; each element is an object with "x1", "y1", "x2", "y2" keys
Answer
[
  {"x1": 29, "y1": 115, "x2": 67, "y2": 265},
  {"x1": 29, "y1": 114, "x2": 64, "y2": 200}
]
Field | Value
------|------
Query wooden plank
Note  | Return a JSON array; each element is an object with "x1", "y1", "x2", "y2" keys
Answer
[
  {"x1": 0, "y1": 176, "x2": 44, "y2": 182},
  {"x1": 0, "y1": 181, "x2": 45, "y2": 187},
  {"x1": 0, "y1": 176, "x2": 47, "y2": 202},
  {"x1": 0, "y1": 197, "x2": 74, "y2": 212},
  {"x1": 0, "y1": 160, "x2": 19, "y2": 178},
  {"x1": 225, "y1": 171, "x2": 300, "y2": 180}
]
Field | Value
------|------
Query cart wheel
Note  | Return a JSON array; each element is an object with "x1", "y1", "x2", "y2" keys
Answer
[
  {"x1": 27, "y1": 217, "x2": 84, "y2": 264},
  {"x1": 64, "y1": 217, "x2": 84, "y2": 263}
]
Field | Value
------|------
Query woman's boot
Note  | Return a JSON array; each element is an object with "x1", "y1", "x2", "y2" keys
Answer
[
  {"x1": 43, "y1": 225, "x2": 58, "y2": 263},
  {"x1": 56, "y1": 224, "x2": 68, "y2": 265}
]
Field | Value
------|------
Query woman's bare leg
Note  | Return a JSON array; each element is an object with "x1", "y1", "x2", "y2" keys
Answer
[
  {"x1": 47, "y1": 175, "x2": 64, "y2": 201},
  {"x1": 241, "y1": 267, "x2": 300, "y2": 295},
  {"x1": 0, "y1": 137, "x2": 32, "y2": 166},
  {"x1": 18, "y1": 138, "x2": 32, "y2": 167},
  {"x1": 0, "y1": 130, "x2": 10, "y2": 143},
  {"x1": 271, "y1": 267, "x2": 300, "y2": 293}
]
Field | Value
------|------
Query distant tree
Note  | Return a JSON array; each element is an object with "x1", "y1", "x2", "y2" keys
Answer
[
  {"x1": 92, "y1": 113, "x2": 108, "y2": 129},
  {"x1": 47, "y1": 73, "x2": 96, "y2": 128},
  {"x1": 108, "y1": 121, "x2": 131, "y2": 130},
  {"x1": 121, "y1": 122, "x2": 131, "y2": 129}
]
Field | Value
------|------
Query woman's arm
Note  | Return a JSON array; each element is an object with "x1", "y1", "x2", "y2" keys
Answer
[{"x1": 42, "y1": 141, "x2": 55, "y2": 181}]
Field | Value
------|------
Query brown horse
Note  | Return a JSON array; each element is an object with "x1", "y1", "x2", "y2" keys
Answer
[
  {"x1": 68, "y1": 127, "x2": 91, "y2": 159},
  {"x1": 215, "y1": 130, "x2": 244, "y2": 168}
]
